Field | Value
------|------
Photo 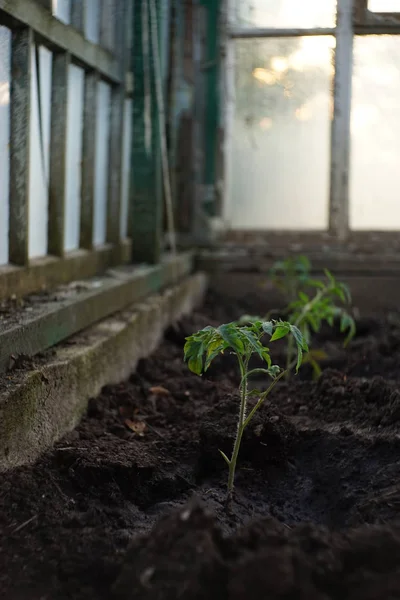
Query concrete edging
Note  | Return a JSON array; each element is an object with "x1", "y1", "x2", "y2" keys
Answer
[{"x1": 0, "y1": 272, "x2": 207, "y2": 471}]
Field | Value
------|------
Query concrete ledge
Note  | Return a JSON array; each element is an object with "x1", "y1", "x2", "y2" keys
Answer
[{"x1": 0, "y1": 272, "x2": 207, "y2": 471}]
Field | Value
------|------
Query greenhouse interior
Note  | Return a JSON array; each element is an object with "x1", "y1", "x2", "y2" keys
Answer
[{"x1": 1, "y1": 0, "x2": 400, "y2": 598}]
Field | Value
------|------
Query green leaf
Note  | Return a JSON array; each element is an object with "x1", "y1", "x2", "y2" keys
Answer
[
  {"x1": 298, "y1": 291, "x2": 309, "y2": 303},
  {"x1": 270, "y1": 324, "x2": 290, "y2": 342},
  {"x1": 289, "y1": 324, "x2": 308, "y2": 352},
  {"x1": 204, "y1": 339, "x2": 226, "y2": 371},
  {"x1": 262, "y1": 321, "x2": 274, "y2": 336},
  {"x1": 241, "y1": 329, "x2": 263, "y2": 357},
  {"x1": 188, "y1": 354, "x2": 203, "y2": 375},
  {"x1": 260, "y1": 348, "x2": 272, "y2": 368},
  {"x1": 218, "y1": 323, "x2": 245, "y2": 355},
  {"x1": 219, "y1": 450, "x2": 231, "y2": 466},
  {"x1": 268, "y1": 365, "x2": 281, "y2": 378},
  {"x1": 340, "y1": 312, "x2": 356, "y2": 347}
]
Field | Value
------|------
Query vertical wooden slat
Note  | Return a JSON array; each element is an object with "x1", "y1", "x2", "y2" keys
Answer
[
  {"x1": 36, "y1": 0, "x2": 52, "y2": 9},
  {"x1": 100, "y1": 0, "x2": 115, "y2": 51},
  {"x1": 80, "y1": 70, "x2": 99, "y2": 250},
  {"x1": 71, "y1": 0, "x2": 84, "y2": 32},
  {"x1": 130, "y1": 0, "x2": 163, "y2": 264},
  {"x1": 106, "y1": 0, "x2": 127, "y2": 246},
  {"x1": 329, "y1": 0, "x2": 354, "y2": 241},
  {"x1": 48, "y1": 51, "x2": 70, "y2": 256},
  {"x1": 9, "y1": 27, "x2": 32, "y2": 266}
]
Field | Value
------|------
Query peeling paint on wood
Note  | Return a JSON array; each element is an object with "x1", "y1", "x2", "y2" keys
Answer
[
  {"x1": 48, "y1": 50, "x2": 70, "y2": 256},
  {"x1": 9, "y1": 27, "x2": 32, "y2": 266}
]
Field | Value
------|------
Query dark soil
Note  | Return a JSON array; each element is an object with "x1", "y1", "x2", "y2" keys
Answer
[{"x1": 2, "y1": 289, "x2": 400, "y2": 599}]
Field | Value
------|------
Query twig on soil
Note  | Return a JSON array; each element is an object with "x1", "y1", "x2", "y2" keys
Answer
[{"x1": 11, "y1": 514, "x2": 37, "y2": 534}]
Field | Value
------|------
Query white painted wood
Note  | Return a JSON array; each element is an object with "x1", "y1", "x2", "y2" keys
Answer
[
  {"x1": 120, "y1": 98, "x2": 132, "y2": 239},
  {"x1": 64, "y1": 63, "x2": 84, "y2": 252},
  {"x1": 0, "y1": 27, "x2": 10, "y2": 266},
  {"x1": 28, "y1": 45, "x2": 52, "y2": 259},
  {"x1": 329, "y1": 0, "x2": 354, "y2": 239},
  {"x1": 93, "y1": 80, "x2": 111, "y2": 246}
]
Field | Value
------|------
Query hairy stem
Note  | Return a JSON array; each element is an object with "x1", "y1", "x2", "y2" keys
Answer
[{"x1": 227, "y1": 355, "x2": 249, "y2": 499}]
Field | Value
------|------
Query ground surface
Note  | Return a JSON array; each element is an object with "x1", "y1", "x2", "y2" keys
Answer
[{"x1": 2, "y1": 289, "x2": 400, "y2": 599}]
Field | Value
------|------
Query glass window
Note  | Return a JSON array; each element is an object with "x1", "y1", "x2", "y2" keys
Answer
[
  {"x1": 227, "y1": 37, "x2": 334, "y2": 230},
  {"x1": 350, "y1": 36, "x2": 400, "y2": 230},
  {"x1": 28, "y1": 45, "x2": 52, "y2": 259},
  {"x1": 368, "y1": 0, "x2": 400, "y2": 12},
  {"x1": 231, "y1": 0, "x2": 337, "y2": 29}
]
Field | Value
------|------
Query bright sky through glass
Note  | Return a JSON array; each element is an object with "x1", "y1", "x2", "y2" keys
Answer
[{"x1": 368, "y1": 0, "x2": 400, "y2": 11}]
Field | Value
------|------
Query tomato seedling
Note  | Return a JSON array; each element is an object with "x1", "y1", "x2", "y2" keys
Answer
[
  {"x1": 184, "y1": 320, "x2": 307, "y2": 503},
  {"x1": 270, "y1": 255, "x2": 312, "y2": 303},
  {"x1": 284, "y1": 269, "x2": 356, "y2": 376}
]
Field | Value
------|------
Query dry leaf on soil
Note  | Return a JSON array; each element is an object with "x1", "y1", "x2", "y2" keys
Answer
[
  {"x1": 149, "y1": 386, "x2": 170, "y2": 396},
  {"x1": 124, "y1": 419, "x2": 147, "y2": 436}
]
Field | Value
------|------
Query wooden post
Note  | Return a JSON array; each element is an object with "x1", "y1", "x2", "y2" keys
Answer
[
  {"x1": 130, "y1": 0, "x2": 163, "y2": 264},
  {"x1": 329, "y1": 0, "x2": 354, "y2": 240},
  {"x1": 80, "y1": 70, "x2": 99, "y2": 250},
  {"x1": 48, "y1": 51, "x2": 70, "y2": 256},
  {"x1": 9, "y1": 27, "x2": 32, "y2": 266},
  {"x1": 71, "y1": 0, "x2": 84, "y2": 32},
  {"x1": 106, "y1": 0, "x2": 127, "y2": 247}
]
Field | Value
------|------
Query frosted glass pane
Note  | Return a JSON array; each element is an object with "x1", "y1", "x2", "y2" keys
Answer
[
  {"x1": 29, "y1": 46, "x2": 52, "y2": 259},
  {"x1": 350, "y1": 37, "x2": 400, "y2": 230},
  {"x1": 0, "y1": 27, "x2": 10, "y2": 266},
  {"x1": 231, "y1": 0, "x2": 337, "y2": 28},
  {"x1": 93, "y1": 81, "x2": 111, "y2": 246},
  {"x1": 52, "y1": 0, "x2": 71, "y2": 24},
  {"x1": 64, "y1": 64, "x2": 84, "y2": 252},
  {"x1": 84, "y1": 0, "x2": 100, "y2": 44},
  {"x1": 228, "y1": 37, "x2": 333, "y2": 230},
  {"x1": 368, "y1": 0, "x2": 400, "y2": 11},
  {"x1": 120, "y1": 99, "x2": 132, "y2": 239}
]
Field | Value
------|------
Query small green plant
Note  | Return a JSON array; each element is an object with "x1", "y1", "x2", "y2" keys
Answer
[
  {"x1": 284, "y1": 269, "x2": 356, "y2": 376},
  {"x1": 270, "y1": 255, "x2": 312, "y2": 303},
  {"x1": 184, "y1": 320, "x2": 307, "y2": 502}
]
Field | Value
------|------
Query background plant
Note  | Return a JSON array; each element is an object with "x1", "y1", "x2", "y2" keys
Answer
[
  {"x1": 184, "y1": 320, "x2": 307, "y2": 503},
  {"x1": 284, "y1": 269, "x2": 356, "y2": 376},
  {"x1": 269, "y1": 255, "x2": 313, "y2": 304}
]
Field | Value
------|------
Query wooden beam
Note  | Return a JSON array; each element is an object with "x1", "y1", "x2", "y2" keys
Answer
[
  {"x1": 229, "y1": 27, "x2": 336, "y2": 38},
  {"x1": 0, "y1": 0, "x2": 121, "y2": 83},
  {"x1": 48, "y1": 51, "x2": 70, "y2": 256},
  {"x1": 9, "y1": 27, "x2": 32, "y2": 266},
  {"x1": 0, "y1": 240, "x2": 132, "y2": 301},
  {"x1": 80, "y1": 71, "x2": 99, "y2": 250},
  {"x1": 0, "y1": 251, "x2": 193, "y2": 374}
]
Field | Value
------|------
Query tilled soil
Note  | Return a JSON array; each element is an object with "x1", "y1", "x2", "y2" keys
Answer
[{"x1": 2, "y1": 290, "x2": 400, "y2": 599}]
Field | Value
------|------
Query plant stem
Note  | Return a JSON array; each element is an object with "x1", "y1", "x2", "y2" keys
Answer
[
  {"x1": 227, "y1": 355, "x2": 248, "y2": 500},
  {"x1": 226, "y1": 358, "x2": 286, "y2": 503}
]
